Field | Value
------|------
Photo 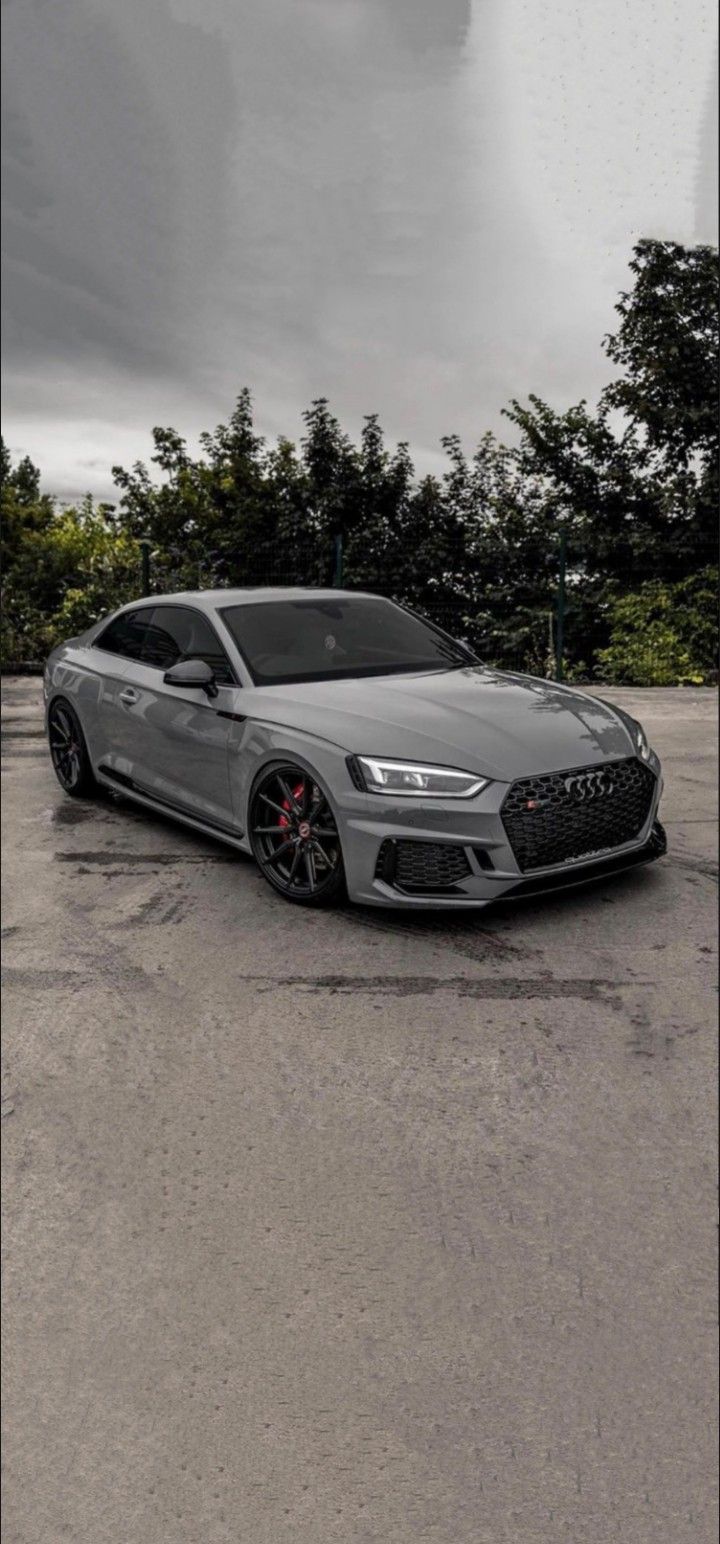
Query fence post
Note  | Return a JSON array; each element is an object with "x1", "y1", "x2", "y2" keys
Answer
[
  {"x1": 332, "y1": 533, "x2": 344, "y2": 588},
  {"x1": 555, "y1": 525, "x2": 567, "y2": 681},
  {"x1": 138, "y1": 538, "x2": 152, "y2": 597}
]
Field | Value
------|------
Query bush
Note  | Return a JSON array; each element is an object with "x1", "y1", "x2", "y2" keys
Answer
[
  {"x1": 1, "y1": 496, "x2": 139, "y2": 664},
  {"x1": 596, "y1": 570, "x2": 718, "y2": 686}
]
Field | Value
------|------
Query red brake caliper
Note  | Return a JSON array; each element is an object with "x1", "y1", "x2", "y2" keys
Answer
[{"x1": 278, "y1": 781, "x2": 305, "y2": 830}]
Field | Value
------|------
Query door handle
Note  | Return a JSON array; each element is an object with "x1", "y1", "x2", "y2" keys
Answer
[{"x1": 119, "y1": 689, "x2": 139, "y2": 705}]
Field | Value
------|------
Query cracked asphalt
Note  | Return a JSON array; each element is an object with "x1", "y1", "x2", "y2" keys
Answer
[{"x1": 1, "y1": 677, "x2": 717, "y2": 1544}]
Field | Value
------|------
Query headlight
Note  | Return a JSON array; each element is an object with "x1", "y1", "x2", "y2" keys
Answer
[
  {"x1": 633, "y1": 722, "x2": 651, "y2": 760},
  {"x1": 351, "y1": 755, "x2": 488, "y2": 798}
]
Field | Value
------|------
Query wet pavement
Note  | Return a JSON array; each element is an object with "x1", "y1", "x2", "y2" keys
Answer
[{"x1": 2, "y1": 677, "x2": 717, "y2": 1543}]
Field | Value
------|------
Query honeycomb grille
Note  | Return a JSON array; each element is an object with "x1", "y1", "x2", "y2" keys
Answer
[
  {"x1": 376, "y1": 839, "x2": 471, "y2": 891},
  {"x1": 502, "y1": 757, "x2": 656, "y2": 873}
]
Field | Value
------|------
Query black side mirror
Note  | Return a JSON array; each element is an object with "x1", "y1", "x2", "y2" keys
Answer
[{"x1": 163, "y1": 658, "x2": 218, "y2": 699}]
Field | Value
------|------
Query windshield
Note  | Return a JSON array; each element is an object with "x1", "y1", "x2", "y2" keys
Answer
[{"x1": 219, "y1": 596, "x2": 476, "y2": 686}]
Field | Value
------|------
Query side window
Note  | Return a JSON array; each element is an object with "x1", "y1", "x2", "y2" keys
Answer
[
  {"x1": 94, "y1": 608, "x2": 154, "y2": 661},
  {"x1": 144, "y1": 607, "x2": 235, "y2": 685}
]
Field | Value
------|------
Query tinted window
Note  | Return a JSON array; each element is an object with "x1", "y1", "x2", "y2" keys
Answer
[
  {"x1": 220, "y1": 597, "x2": 473, "y2": 686},
  {"x1": 142, "y1": 606, "x2": 235, "y2": 684},
  {"x1": 94, "y1": 608, "x2": 154, "y2": 661}
]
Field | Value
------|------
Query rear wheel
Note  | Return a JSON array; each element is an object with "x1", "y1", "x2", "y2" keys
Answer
[
  {"x1": 48, "y1": 698, "x2": 97, "y2": 798},
  {"x1": 249, "y1": 762, "x2": 345, "y2": 906}
]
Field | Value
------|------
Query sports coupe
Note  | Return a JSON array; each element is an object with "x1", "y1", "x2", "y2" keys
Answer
[{"x1": 44, "y1": 589, "x2": 666, "y2": 908}]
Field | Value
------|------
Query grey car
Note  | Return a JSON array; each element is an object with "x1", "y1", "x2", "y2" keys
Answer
[{"x1": 44, "y1": 588, "x2": 666, "y2": 909}]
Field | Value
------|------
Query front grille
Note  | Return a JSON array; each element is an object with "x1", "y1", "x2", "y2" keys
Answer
[
  {"x1": 502, "y1": 821, "x2": 667, "y2": 899},
  {"x1": 502, "y1": 757, "x2": 656, "y2": 873},
  {"x1": 375, "y1": 839, "x2": 471, "y2": 892}
]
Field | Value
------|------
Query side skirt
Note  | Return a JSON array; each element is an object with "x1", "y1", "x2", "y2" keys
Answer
[{"x1": 96, "y1": 764, "x2": 249, "y2": 852}]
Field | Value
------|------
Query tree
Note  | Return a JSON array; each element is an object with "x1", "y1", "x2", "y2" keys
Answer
[
  {"x1": 1, "y1": 469, "x2": 138, "y2": 663},
  {"x1": 504, "y1": 240, "x2": 719, "y2": 585},
  {"x1": 603, "y1": 240, "x2": 718, "y2": 482}
]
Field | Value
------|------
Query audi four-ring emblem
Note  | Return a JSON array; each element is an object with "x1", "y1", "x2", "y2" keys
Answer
[{"x1": 564, "y1": 768, "x2": 615, "y2": 802}]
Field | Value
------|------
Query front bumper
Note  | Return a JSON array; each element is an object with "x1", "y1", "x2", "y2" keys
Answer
[{"x1": 338, "y1": 758, "x2": 664, "y2": 909}]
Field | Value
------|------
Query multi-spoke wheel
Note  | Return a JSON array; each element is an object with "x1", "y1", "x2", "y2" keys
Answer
[
  {"x1": 48, "y1": 698, "x2": 97, "y2": 798},
  {"x1": 249, "y1": 762, "x2": 345, "y2": 906}
]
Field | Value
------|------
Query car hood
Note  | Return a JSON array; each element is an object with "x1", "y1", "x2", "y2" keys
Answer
[{"x1": 245, "y1": 667, "x2": 636, "y2": 782}]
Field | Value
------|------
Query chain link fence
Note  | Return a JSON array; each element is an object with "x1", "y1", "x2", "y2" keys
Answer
[
  {"x1": 139, "y1": 532, "x2": 716, "y2": 685},
  {"x1": 3, "y1": 530, "x2": 716, "y2": 686}
]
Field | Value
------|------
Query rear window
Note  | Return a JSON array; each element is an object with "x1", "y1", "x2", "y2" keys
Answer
[
  {"x1": 94, "y1": 605, "x2": 235, "y2": 683},
  {"x1": 220, "y1": 596, "x2": 472, "y2": 686},
  {"x1": 94, "y1": 608, "x2": 154, "y2": 661}
]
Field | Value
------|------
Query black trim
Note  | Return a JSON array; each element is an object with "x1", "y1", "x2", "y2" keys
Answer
[
  {"x1": 376, "y1": 838, "x2": 398, "y2": 886},
  {"x1": 97, "y1": 764, "x2": 243, "y2": 838},
  {"x1": 100, "y1": 765, "x2": 134, "y2": 790},
  {"x1": 346, "y1": 754, "x2": 367, "y2": 791},
  {"x1": 216, "y1": 710, "x2": 247, "y2": 723}
]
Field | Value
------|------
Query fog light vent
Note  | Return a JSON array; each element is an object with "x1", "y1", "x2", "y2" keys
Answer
[{"x1": 375, "y1": 839, "x2": 471, "y2": 892}]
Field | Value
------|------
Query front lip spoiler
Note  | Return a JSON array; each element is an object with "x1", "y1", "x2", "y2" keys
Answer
[{"x1": 496, "y1": 820, "x2": 667, "y2": 902}]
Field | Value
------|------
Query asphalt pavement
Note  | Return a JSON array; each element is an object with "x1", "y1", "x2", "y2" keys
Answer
[{"x1": 1, "y1": 677, "x2": 717, "y2": 1544}]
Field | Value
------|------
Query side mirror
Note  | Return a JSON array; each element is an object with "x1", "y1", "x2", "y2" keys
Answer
[{"x1": 163, "y1": 658, "x2": 218, "y2": 699}]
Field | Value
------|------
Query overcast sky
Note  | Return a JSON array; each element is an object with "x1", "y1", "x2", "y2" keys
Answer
[{"x1": 2, "y1": 0, "x2": 718, "y2": 502}]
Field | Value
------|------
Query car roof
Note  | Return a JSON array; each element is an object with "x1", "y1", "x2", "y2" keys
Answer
[{"x1": 121, "y1": 587, "x2": 380, "y2": 613}]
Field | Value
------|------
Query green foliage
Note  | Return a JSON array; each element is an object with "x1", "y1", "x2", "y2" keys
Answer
[
  {"x1": 1, "y1": 460, "x2": 138, "y2": 661},
  {"x1": 1, "y1": 239, "x2": 717, "y2": 683},
  {"x1": 504, "y1": 239, "x2": 719, "y2": 587},
  {"x1": 604, "y1": 240, "x2": 719, "y2": 490},
  {"x1": 596, "y1": 570, "x2": 719, "y2": 686}
]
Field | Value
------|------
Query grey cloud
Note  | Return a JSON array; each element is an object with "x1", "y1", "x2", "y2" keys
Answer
[
  {"x1": 1, "y1": 0, "x2": 718, "y2": 502},
  {"x1": 695, "y1": 50, "x2": 719, "y2": 243},
  {"x1": 2, "y1": 0, "x2": 236, "y2": 374}
]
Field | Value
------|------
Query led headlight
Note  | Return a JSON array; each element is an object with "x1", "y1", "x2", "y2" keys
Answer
[
  {"x1": 633, "y1": 722, "x2": 651, "y2": 760},
  {"x1": 351, "y1": 755, "x2": 488, "y2": 798}
]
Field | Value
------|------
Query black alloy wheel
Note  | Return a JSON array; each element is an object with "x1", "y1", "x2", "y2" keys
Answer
[
  {"x1": 48, "y1": 699, "x2": 97, "y2": 797},
  {"x1": 249, "y1": 763, "x2": 345, "y2": 906}
]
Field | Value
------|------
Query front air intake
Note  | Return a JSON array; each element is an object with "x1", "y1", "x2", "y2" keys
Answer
[{"x1": 375, "y1": 839, "x2": 471, "y2": 893}]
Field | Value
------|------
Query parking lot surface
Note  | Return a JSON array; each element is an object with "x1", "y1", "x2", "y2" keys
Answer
[{"x1": 1, "y1": 677, "x2": 717, "y2": 1544}]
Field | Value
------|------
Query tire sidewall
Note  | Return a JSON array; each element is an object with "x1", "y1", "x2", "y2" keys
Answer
[{"x1": 48, "y1": 696, "x2": 97, "y2": 798}]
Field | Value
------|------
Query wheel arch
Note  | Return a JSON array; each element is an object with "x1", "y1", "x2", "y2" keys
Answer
[{"x1": 234, "y1": 721, "x2": 352, "y2": 834}]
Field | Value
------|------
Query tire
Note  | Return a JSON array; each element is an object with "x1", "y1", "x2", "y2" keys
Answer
[
  {"x1": 249, "y1": 761, "x2": 346, "y2": 907},
  {"x1": 47, "y1": 697, "x2": 98, "y2": 798}
]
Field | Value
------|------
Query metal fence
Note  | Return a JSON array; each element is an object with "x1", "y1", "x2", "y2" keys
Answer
[
  {"x1": 131, "y1": 534, "x2": 572, "y2": 682},
  {"x1": 126, "y1": 530, "x2": 719, "y2": 687}
]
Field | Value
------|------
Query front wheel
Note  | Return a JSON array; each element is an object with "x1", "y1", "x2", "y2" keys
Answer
[
  {"x1": 249, "y1": 762, "x2": 346, "y2": 906},
  {"x1": 48, "y1": 698, "x2": 98, "y2": 798}
]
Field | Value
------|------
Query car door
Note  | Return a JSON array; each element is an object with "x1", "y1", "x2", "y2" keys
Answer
[
  {"x1": 86, "y1": 606, "x2": 156, "y2": 771},
  {"x1": 115, "y1": 604, "x2": 240, "y2": 832}
]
